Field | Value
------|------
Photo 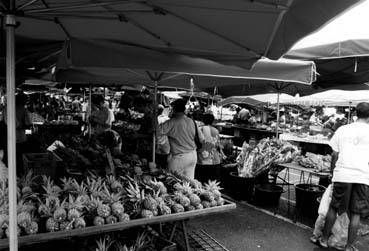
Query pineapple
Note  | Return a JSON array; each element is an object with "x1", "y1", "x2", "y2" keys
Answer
[
  {"x1": 171, "y1": 203, "x2": 184, "y2": 213},
  {"x1": 17, "y1": 211, "x2": 32, "y2": 228},
  {"x1": 74, "y1": 217, "x2": 86, "y2": 229},
  {"x1": 117, "y1": 213, "x2": 130, "y2": 223},
  {"x1": 24, "y1": 221, "x2": 38, "y2": 235},
  {"x1": 101, "y1": 187, "x2": 124, "y2": 216},
  {"x1": 195, "y1": 204, "x2": 204, "y2": 210},
  {"x1": 67, "y1": 195, "x2": 84, "y2": 221},
  {"x1": 96, "y1": 199, "x2": 111, "y2": 218},
  {"x1": 46, "y1": 217, "x2": 59, "y2": 232},
  {"x1": 150, "y1": 178, "x2": 167, "y2": 195},
  {"x1": 210, "y1": 200, "x2": 217, "y2": 207},
  {"x1": 0, "y1": 213, "x2": 9, "y2": 228},
  {"x1": 59, "y1": 221, "x2": 73, "y2": 231},
  {"x1": 93, "y1": 216, "x2": 105, "y2": 226},
  {"x1": 159, "y1": 204, "x2": 171, "y2": 215},
  {"x1": 38, "y1": 198, "x2": 54, "y2": 218},
  {"x1": 142, "y1": 194, "x2": 158, "y2": 211},
  {"x1": 42, "y1": 176, "x2": 61, "y2": 206},
  {"x1": 19, "y1": 170, "x2": 36, "y2": 196},
  {"x1": 5, "y1": 226, "x2": 21, "y2": 238},
  {"x1": 60, "y1": 177, "x2": 74, "y2": 193},
  {"x1": 173, "y1": 192, "x2": 190, "y2": 207},
  {"x1": 185, "y1": 205, "x2": 196, "y2": 211},
  {"x1": 105, "y1": 215, "x2": 118, "y2": 224},
  {"x1": 106, "y1": 175, "x2": 123, "y2": 193},
  {"x1": 204, "y1": 180, "x2": 223, "y2": 200},
  {"x1": 201, "y1": 201, "x2": 211, "y2": 209},
  {"x1": 70, "y1": 180, "x2": 90, "y2": 204},
  {"x1": 86, "y1": 176, "x2": 104, "y2": 199},
  {"x1": 217, "y1": 198, "x2": 225, "y2": 206},
  {"x1": 199, "y1": 190, "x2": 214, "y2": 202},
  {"x1": 188, "y1": 193, "x2": 201, "y2": 207},
  {"x1": 53, "y1": 199, "x2": 67, "y2": 223},
  {"x1": 140, "y1": 209, "x2": 154, "y2": 218}
]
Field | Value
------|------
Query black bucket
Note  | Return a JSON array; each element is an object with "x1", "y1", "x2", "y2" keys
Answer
[
  {"x1": 229, "y1": 172, "x2": 255, "y2": 201},
  {"x1": 254, "y1": 184, "x2": 285, "y2": 207},
  {"x1": 295, "y1": 184, "x2": 326, "y2": 216}
]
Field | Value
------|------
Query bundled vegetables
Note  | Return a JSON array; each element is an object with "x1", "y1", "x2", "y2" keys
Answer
[
  {"x1": 296, "y1": 152, "x2": 331, "y2": 172},
  {"x1": 236, "y1": 138, "x2": 299, "y2": 178}
]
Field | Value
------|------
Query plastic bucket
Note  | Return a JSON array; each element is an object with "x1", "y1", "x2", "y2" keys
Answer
[
  {"x1": 229, "y1": 172, "x2": 255, "y2": 201},
  {"x1": 254, "y1": 184, "x2": 285, "y2": 207},
  {"x1": 295, "y1": 183, "x2": 326, "y2": 216}
]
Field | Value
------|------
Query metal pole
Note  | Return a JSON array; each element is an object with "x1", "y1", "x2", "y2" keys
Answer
[
  {"x1": 276, "y1": 92, "x2": 280, "y2": 138},
  {"x1": 152, "y1": 81, "x2": 158, "y2": 163},
  {"x1": 348, "y1": 101, "x2": 352, "y2": 124},
  {"x1": 88, "y1": 84, "x2": 92, "y2": 137},
  {"x1": 5, "y1": 13, "x2": 18, "y2": 251}
]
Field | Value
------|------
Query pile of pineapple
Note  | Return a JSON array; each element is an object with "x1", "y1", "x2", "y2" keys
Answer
[{"x1": 0, "y1": 169, "x2": 224, "y2": 239}]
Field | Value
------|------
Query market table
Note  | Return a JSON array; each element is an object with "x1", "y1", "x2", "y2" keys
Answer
[
  {"x1": 276, "y1": 162, "x2": 330, "y2": 222},
  {"x1": 279, "y1": 133, "x2": 332, "y2": 155},
  {"x1": 0, "y1": 201, "x2": 236, "y2": 250}
]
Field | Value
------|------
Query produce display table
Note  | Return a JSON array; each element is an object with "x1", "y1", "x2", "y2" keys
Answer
[
  {"x1": 0, "y1": 201, "x2": 236, "y2": 250},
  {"x1": 279, "y1": 133, "x2": 329, "y2": 145},
  {"x1": 276, "y1": 162, "x2": 330, "y2": 221}
]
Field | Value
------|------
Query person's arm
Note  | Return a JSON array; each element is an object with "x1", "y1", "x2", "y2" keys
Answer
[
  {"x1": 330, "y1": 151, "x2": 339, "y2": 174},
  {"x1": 197, "y1": 124, "x2": 205, "y2": 143}
]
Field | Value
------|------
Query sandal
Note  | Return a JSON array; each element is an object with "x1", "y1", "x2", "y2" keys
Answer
[{"x1": 318, "y1": 237, "x2": 328, "y2": 248}]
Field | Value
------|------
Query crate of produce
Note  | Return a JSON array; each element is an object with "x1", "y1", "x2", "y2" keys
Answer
[{"x1": 23, "y1": 152, "x2": 62, "y2": 179}]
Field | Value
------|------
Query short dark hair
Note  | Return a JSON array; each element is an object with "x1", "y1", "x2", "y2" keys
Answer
[
  {"x1": 158, "y1": 104, "x2": 164, "y2": 115},
  {"x1": 203, "y1": 113, "x2": 215, "y2": 125},
  {"x1": 171, "y1": 99, "x2": 186, "y2": 113},
  {"x1": 356, "y1": 102, "x2": 369, "y2": 119}
]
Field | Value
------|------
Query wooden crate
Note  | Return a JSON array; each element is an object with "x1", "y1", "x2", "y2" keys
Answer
[{"x1": 23, "y1": 152, "x2": 62, "y2": 179}]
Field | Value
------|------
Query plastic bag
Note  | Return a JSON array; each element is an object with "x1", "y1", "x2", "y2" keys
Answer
[
  {"x1": 312, "y1": 184, "x2": 332, "y2": 238},
  {"x1": 328, "y1": 213, "x2": 349, "y2": 250},
  {"x1": 318, "y1": 184, "x2": 333, "y2": 216}
]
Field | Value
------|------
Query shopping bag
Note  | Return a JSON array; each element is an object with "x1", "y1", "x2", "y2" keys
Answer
[
  {"x1": 318, "y1": 184, "x2": 333, "y2": 216},
  {"x1": 312, "y1": 184, "x2": 332, "y2": 239},
  {"x1": 328, "y1": 213, "x2": 349, "y2": 250}
]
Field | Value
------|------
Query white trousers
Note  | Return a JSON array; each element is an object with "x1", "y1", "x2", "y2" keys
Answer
[{"x1": 168, "y1": 150, "x2": 197, "y2": 180}]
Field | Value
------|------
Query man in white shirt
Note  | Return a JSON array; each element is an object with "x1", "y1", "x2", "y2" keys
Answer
[{"x1": 319, "y1": 102, "x2": 369, "y2": 251}]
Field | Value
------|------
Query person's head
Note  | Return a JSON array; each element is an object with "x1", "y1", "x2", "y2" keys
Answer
[
  {"x1": 91, "y1": 95, "x2": 105, "y2": 108},
  {"x1": 356, "y1": 102, "x2": 369, "y2": 120},
  {"x1": 158, "y1": 104, "x2": 164, "y2": 116},
  {"x1": 203, "y1": 113, "x2": 215, "y2": 125},
  {"x1": 171, "y1": 99, "x2": 186, "y2": 114}
]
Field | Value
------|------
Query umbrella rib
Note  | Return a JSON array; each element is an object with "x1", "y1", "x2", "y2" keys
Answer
[
  {"x1": 263, "y1": 0, "x2": 294, "y2": 56},
  {"x1": 25, "y1": 0, "x2": 143, "y2": 13},
  {"x1": 143, "y1": 3, "x2": 262, "y2": 57},
  {"x1": 17, "y1": 0, "x2": 40, "y2": 10},
  {"x1": 89, "y1": 0, "x2": 172, "y2": 46},
  {"x1": 39, "y1": 0, "x2": 71, "y2": 38}
]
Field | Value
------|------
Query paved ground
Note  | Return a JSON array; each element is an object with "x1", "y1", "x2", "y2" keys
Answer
[{"x1": 189, "y1": 202, "x2": 369, "y2": 251}]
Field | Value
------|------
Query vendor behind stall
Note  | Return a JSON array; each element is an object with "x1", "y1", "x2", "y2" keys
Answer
[{"x1": 89, "y1": 95, "x2": 111, "y2": 135}]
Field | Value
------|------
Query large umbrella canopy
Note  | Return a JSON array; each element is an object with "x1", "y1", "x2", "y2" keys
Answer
[
  {"x1": 282, "y1": 89, "x2": 369, "y2": 106},
  {"x1": 53, "y1": 39, "x2": 316, "y2": 89},
  {"x1": 285, "y1": 39, "x2": 369, "y2": 89},
  {"x1": 1, "y1": 0, "x2": 363, "y2": 69},
  {"x1": 218, "y1": 96, "x2": 265, "y2": 107}
]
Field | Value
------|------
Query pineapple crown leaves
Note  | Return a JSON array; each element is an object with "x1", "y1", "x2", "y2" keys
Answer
[
  {"x1": 67, "y1": 194, "x2": 84, "y2": 211},
  {"x1": 19, "y1": 170, "x2": 36, "y2": 188},
  {"x1": 204, "y1": 180, "x2": 223, "y2": 191},
  {"x1": 60, "y1": 177, "x2": 74, "y2": 191},
  {"x1": 101, "y1": 186, "x2": 122, "y2": 204},
  {"x1": 17, "y1": 200, "x2": 35, "y2": 214},
  {"x1": 95, "y1": 235, "x2": 114, "y2": 251}
]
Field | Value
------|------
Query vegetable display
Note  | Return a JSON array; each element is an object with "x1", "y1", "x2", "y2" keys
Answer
[
  {"x1": 236, "y1": 138, "x2": 299, "y2": 178},
  {"x1": 296, "y1": 152, "x2": 331, "y2": 172}
]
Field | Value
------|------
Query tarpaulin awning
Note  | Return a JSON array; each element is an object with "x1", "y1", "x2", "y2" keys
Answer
[
  {"x1": 285, "y1": 39, "x2": 369, "y2": 89},
  {"x1": 55, "y1": 39, "x2": 317, "y2": 86}
]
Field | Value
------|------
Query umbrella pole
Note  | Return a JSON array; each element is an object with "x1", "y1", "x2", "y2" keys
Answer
[
  {"x1": 276, "y1": 92, "x2": 280, "y2": 138},
  {"x1": 152, "y1": 81, "x2": 158, "y2": 164},
  {"x1": 5, "y1": 13, "x2": 18, "y2": 251},
  {"x1": 348, "y1": 101, "x2": 352, "y2": 124},
  {"x1": 88, "y1": 84, "x2": 92, "y2": 138}
]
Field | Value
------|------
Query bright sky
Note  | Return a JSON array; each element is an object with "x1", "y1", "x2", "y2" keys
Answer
[{"x1": 292, "y1": 0, "x2": 369, "y2": 49}]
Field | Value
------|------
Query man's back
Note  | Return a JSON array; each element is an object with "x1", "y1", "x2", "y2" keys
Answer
[{"x1": 330, "y1": 122, "x2": 369, "y2": 186}]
